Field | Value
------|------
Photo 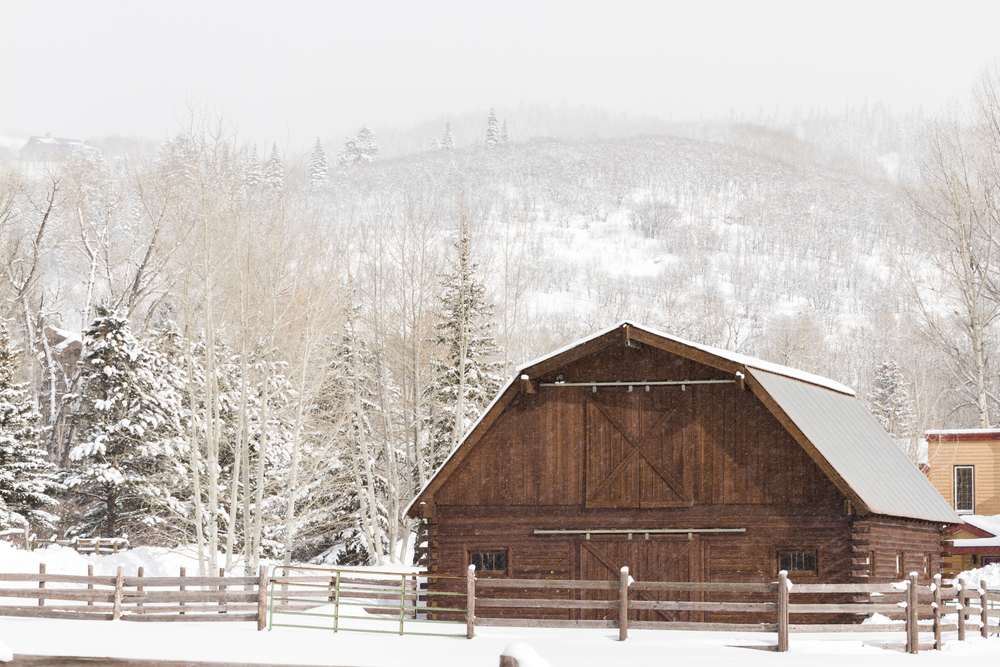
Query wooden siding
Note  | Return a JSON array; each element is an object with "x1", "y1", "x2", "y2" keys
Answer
[
  {"x1": 419, "y1": 339, "x2": 947, "y2": 621},
  {"x1": 436, "y1": 346, "x2": 839, "y2": 508},
  {"x1": 927, "y1": 435, "x2": 1000, "y2": 515}
]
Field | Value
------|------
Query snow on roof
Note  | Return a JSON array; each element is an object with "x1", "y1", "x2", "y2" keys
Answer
[
  {"x1": 517, "y1": 320, "x2": 855, "y2": 395},
  {"x1": 925, "y1": 428, "x2": 1000, "y2": 436},
  {"x1": 958, "y1": 514, "x2": 1000, "y2": 538}
]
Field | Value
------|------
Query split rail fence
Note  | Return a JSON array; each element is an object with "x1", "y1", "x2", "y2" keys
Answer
[
  {"x1": 0, "y1": 563, "x2": 269, "y2": 629},
  {"x1": 0, "y1": 528, "x2": 128, "y2": 554}
]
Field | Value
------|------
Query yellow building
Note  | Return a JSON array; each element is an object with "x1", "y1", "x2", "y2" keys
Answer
[{"x1": 926, "y1": 429, "x2": 1000, "y2": 576}]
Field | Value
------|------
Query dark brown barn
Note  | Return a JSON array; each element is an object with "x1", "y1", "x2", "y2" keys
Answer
[{"x1": 407, "y1": 322, "x2": 958, "y2": 621}]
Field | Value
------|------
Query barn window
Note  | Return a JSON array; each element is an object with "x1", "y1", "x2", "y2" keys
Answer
[
  {"x1": 895, "y1": 552, "x2": 904, "y2": 577},
  {"x1": 954, "y1": 466, "x2": 974, "y2": 514},
  {"x1": 779, "y1": 551, "x2": 816, "y2": 573},
  {"x1": 469, "y1": 550, "x2": 507, "y2": 574},
  {"x1": 867, "y1": 550, "x2": 876, "y2": 578}
]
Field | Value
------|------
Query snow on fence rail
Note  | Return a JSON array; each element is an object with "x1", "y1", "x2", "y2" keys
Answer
[
  {"x1": 0, "y1": 528, "x2": 129, "y2": 554},
  {"x1": 0, "y1": 563, "x2": 269, "y2": 629}
]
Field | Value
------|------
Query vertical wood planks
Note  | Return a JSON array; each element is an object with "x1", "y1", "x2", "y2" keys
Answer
[
  {"x1": 981, "y1": 579, "x2": 989, "y2": 640},
  {"x1": 37, "y1": 563, "x2": 44, "y2": 607},
  {"x1": 137, "y1": 566, "x2": 144, "y2": 613},
  {"x1": 87, "y1": 564, "x2": 94, "y2": 607}
]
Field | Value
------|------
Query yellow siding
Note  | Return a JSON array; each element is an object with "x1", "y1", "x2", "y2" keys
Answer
[{"x1": 927, "y1": 436, "x2": 1000, "y2": 515}]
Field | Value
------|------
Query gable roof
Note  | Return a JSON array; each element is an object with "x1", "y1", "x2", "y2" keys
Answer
[{"x1": 407, "y1": 321, "x2": 959, "y2": 524}]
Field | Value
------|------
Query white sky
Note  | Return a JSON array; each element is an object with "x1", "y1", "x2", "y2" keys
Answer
[{"x1": 2, "y1": 0, "x2": 1000, "y2": 153}]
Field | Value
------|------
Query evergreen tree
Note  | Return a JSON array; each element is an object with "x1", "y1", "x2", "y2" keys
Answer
[
  {"x1": 500, "y1": 119, "x2": 509, "y2": 143},
  {"x1": 868, "y1": 359, "x2": 919, "y2": 462},
  {"x1": 244, "y1": 144, "x2": 262, "y2": 191},
  {"x1": 425, "y1": 217, "x2": 505, "y2": 471},
  {"x1": 65, "y1": 308, "x2": 185, "y2": 539},
  {"x1": 485, "y1": 109, "x2": 500, "y2": 146},
  {"x1": 308, "y1": 138, "x2": 328, "y2": 187},
  {"x1": 264, "y1": 143, "x2": 285, "y2": 191},
  {"x1": 442, "y1": 123, "x2": 455, "y2": 151},
  {"x1": 338, "y1": 124, "x2": 379, "y2": 165},
  {"x1": 0, "y1": 324, "x2": 58, "y2": 531}
]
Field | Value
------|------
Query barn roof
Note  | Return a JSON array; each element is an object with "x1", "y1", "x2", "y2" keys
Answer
[{"x1": 407, "y1": 321, "x2": 959, "y2": 524}]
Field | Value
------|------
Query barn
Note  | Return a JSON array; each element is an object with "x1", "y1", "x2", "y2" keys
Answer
[{"x1": 407, "y1": 322, "x2": 958, "y2": 621}]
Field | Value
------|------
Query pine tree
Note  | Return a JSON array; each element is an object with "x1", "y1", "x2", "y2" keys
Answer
[
  {"x1": 425, "y1": 216, "x2": 505, "y2": 472},
  {"x1": 442, "y1": 123, "x2": 455, "y2": 151},
  {"x1": 500, "y1": 119, "x2": 509, "y2": 143},
  {"x1": 338, "y1": 124, "x2": 379, "y2": 165},
  {"x1": 485, "y1": 109, "x2": 500, "y2": 146},
  {"x1": 309, "y1": 138, "x2": 328, "y2": 187},
  {"x1": 869, "y1": 359, "x2": 919, "y2": 462},
  {"x1": 0, "y1": 324, "x2": 58, "y2": 531},
  {"x1": 244, "y1": 144, "x2": 262, "y2": 191},
  {"x1": 264, "y1": 143, "x2": 285, "y2": 191},
  {"x1": 65, "y1": 308, "x2": 185, "y2": 539}
]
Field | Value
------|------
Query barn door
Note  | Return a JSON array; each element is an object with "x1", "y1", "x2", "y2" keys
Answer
[
  {"x1": 585, "y1": 387, "x2": 696, "y2": 508},
  {"x1": 577, "y1": 537, "x2": 705, "y2": 622}
]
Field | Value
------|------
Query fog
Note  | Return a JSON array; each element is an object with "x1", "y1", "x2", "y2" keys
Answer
[{"x1": 2, "y1": 0, "x2": 999, "y2": 151}]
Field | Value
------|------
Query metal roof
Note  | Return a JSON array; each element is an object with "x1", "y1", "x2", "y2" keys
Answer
[{"x1": 750, "y1": 368, "x2": 959, "y2": 524}]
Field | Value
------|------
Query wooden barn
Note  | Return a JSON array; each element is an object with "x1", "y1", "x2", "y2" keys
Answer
[{"x1": 407, "y1": 322, "x2": 959, "y2": 621}]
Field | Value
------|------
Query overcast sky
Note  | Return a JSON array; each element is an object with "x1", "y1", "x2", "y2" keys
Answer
[{"x1": 2, "y1": 0, "x2": 1000, "y2": 153}]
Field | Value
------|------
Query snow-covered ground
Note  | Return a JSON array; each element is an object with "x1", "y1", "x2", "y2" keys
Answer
[{"x1": 0, "y1": 543, "x2": 999, "y2": 665}]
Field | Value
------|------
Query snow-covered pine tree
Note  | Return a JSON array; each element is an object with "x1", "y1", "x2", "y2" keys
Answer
[
  {"x1": 442, "y1": 123, "x2": 455, "y2": 151},
  {"x1": 338, "y1": 124, "x2": 380, "y2": 165},
  {"x1": 244, "y1": 144, "x2": 262, "y2": 190},
  {"x1": 485, "y1": 109, "x2": 500, "y2": 146},
  {"x1": 0, "y1": 324, "x2": 58, "y2": 531},
  {"x1": 868, "y1": 359, "x2": 919, "y2": 463},
  {"x1": 65, "y1": 308, "x2": 185, "y2": 540},
  {"x1": 500, "y1": 119, "x2": 509, "y2": 143},
  {"x1": 308, "y1": 138, "x2": 328, "y2": 187},
  {"x1": 264, "y1": 143, "x2": 285, "y2": 191},
  {"x1": 425, "y1": 216, "x2": 505, "y2": 472}
]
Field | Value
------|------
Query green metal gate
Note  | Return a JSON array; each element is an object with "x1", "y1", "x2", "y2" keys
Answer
[{"x1": 267, "y1": 565, "x2": 466, "y2": 637}]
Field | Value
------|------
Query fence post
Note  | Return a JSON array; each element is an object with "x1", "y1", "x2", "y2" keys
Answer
[
  {"x1": 256, "y1": 565, "x2": 269, "y2": 631},
  {"x1": 87, "y1": 564, "x2": 94, "y2": 607},
  {"x1": 777, "y1": 571, "x2": 789, "y2": 652},
  {"x1": 219, "y1": 567, "x2": 226, "y2": 614},
  {"x1": 958, "y1": 579, "x2": 966, "y2": 641},
  {"x1": 136, "y1": 567, "x2": 144, "y2": 613},
  {"x1": 112, "y1": 565, "x2": 124, "y2": 620},
  {"x1": 23, "y1": 527, "x2": 29, "y2": 552},
  {"x1": 179, "y1": 567, "x2": 186, "y2": 615},
  {"x1": 38, "y1": 563, "x2": 45, "y2": 607},
  {"x1": 981, "y1": 579, "x2": 989, "y2": 640},
  {"x1": 906, "y1": 572, "x2": 918, "y2": 654},
  {"x1": 619, "y1": 566, "x2": 629, "y2": 641},
  {"x1": 933, "y1": 573, "x2": 942, "y2": 650},
  {"x1": 466, "y1": 564, "x2": 476, "y2": 639}
]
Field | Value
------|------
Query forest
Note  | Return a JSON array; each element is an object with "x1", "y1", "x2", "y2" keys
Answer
[{"x1": 0, "y1": 70, "x2": 999, "y2": 574}]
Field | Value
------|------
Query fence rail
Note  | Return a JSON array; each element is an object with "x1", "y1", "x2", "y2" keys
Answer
[
  {"x1": 0, "y1": 563, "x2": 269, "y2": 629},
  {"x1": 0, "y1": 529, "x2": 129, "y2": 554}
]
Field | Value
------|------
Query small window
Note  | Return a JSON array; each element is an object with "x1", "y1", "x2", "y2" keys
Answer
[
  {"x1": 954, "y1": 466, "x2": 974, "y2": 514},
  {"x1": 924, "y1": 554, "x2": 931, "y2": 577},
  {"x1": 867, "y1": 550, "x2": 876, "y2": 579},
  {"x1": 469, "y1": 550, "x2": 507, "y2": 573},
  {"x1": 779, "y1": 551, "x2": 817, "y2": 573},
  {"x1": 895, "y1": 553, "x2": 904, "y2": 577}
]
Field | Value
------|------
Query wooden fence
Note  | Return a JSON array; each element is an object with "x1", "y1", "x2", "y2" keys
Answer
[
  {"x1": 0, "y1": 564, "x2": 269, "y2": 629},
  {"x1": 0, "y1": 529, "x2": 128, "y2": 554},
  {"x1": 465, "y1": 568, "x2": 1000, "y2": 653}
]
